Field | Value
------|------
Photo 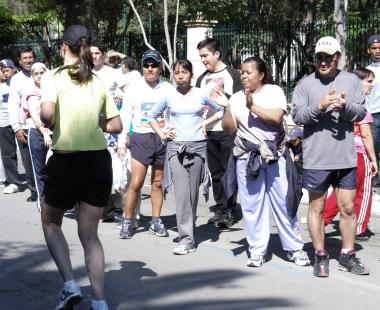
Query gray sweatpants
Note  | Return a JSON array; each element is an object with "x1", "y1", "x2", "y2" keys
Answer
[{"x1": 170, "y1": 155, "x2": 205, "y2": 245}]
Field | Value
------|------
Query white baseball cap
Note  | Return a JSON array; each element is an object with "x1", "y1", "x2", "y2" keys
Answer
[{"x1": 315, "y1": 36, "x2": 341, "y2": 55}]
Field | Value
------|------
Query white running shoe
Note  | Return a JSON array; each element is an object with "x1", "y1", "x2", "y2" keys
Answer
[
  {"x1": 173, "y1": 244, "x2": 196, "y2": 255},
  {"x1": 247, "y1": 255, "x2": 265, "y2": 267},
  {"x1": 3, "y1": 184, "x2": 19, "y2": 194},
  {"x1": 287, "y1": 249, "x2": 310, "y2": 266}
]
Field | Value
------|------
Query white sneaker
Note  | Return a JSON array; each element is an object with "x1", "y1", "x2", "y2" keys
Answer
[
  {"x1": 65, "y1": 207, "x2": 76, "y2": 214},
  {"x1": 173, "y1": 244, "x2": 196, "y2": 255},
  {"x1": 287, "y1": 249, "x2": 310, "y2": 266},
  {"x1": 117, "y1": 218, "x2": 138, "y2": 230},
  {"x1": 247, "y1": 255, "x2": 265, "y2": 267},
  {"x1": 3, "y1": 184, "x2": 19, "y2": 194}
]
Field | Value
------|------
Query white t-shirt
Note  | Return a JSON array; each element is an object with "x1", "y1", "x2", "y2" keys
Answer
[
  {"x1": 93, "y1": 65, "x2": 123, "y2": 98},
  {"x1": 118, "y1": 70, "x2": 141, "y2": 89},
  {"x1": 8, "y1": 70, "x2": 33, "y2": 131},
  {"x1": 230, "y1": 84, "x2": 287, "y2": 145},
  {"x1": 0, "y1": 82, "x2": 11, "y2": 127},
  {"x1": 197, "y1": 66, "x2": 242, "y2": 131},
  {"x1": 118, "y1": 77, "x2": 177, "y2": 144},
  {"x1": 366, "y1": 62, "x2": 380, "y2": 114}
]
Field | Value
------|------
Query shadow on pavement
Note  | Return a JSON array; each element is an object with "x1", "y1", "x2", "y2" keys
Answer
[
  {"x1": 103, "y1": 261, "x2": 300, "y2": 310},
  {"x1": 0, "y1": 242, "x2": 87, "y2": 310},
  {"x1": 0, "y1": 242, "x2": 302, "y2": 310},
  {"x1": 230, "y1": 238, "x2": 249, "y2": 256}
]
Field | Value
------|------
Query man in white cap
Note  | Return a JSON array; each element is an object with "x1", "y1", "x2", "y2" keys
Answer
[
  {"x1": 366, "y1": 34, "x2": 380, "y2": 187},
  {"x1": 292, "y1": 36, "x2": 369, "y2": 277}
]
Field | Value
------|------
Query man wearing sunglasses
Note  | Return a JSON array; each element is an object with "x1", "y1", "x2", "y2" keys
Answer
[
  {"x1": 292, "y1": 36, "x2": 368, "y2": 277},
  {"x1": 118, "y1": 49, "x2": 177, "y2": 239}
]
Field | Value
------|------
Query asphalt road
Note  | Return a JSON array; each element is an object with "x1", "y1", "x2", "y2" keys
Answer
[{"x1": 1, "y1": 181, "x2": 380, "y2": 310}]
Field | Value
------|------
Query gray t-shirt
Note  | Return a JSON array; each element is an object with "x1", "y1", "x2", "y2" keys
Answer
[{"x1": 292, "y1": 70, "x2": 367, "y2": 170}]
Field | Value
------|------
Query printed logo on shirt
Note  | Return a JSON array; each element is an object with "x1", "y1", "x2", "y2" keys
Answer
[
  {"x1": 140, "y1": 102, "x2": 165, "y2": 128},
  {"x1": 203, "y1": 77, "x2": 224, "y2": 120},
  {"x1": 206, "y1": 77, "x2": 225, "y2": 90}
]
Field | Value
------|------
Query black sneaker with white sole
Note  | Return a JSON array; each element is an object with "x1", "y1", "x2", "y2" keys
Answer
[
  {"x1": 338, "y1": 250, "x2": 369, "y2": 275},
  {"x1": 54, "y1": 289, "x2": 83, "y2": 310},
  {"x1": 313, "y1": 250, "x2": 329, "y2": 277}
]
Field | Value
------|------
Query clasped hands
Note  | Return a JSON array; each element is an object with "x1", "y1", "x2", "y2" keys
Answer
[{"x1": 319, "y1": 89, "x2": 346, "y2": 112}]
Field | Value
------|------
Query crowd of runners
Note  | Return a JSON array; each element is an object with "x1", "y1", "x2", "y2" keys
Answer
[{"x1": 1, "y1": 24, "x2": 380, "y2": 309}]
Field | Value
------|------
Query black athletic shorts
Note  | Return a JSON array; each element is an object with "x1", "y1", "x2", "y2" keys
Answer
[
  {"x1": 43, "y1": 149, "x2": 112, "y2": 209},
  {"x1": 302, "y1": 167, "x2": 357, "y2": 193},
  {"x1": 130, "y1": 132, "x2": 166, "y2": 166}
]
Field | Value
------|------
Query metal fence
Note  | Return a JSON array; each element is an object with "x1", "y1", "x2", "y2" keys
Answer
[
  {"x1": 7, "y1": 29, "x2": 187, "y2": 70},
  {"x1": 212, "y1": 15, "x2": 380, "y2": 99}
]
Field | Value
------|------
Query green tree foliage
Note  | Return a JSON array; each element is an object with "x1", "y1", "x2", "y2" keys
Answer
[{"x1": 0, "y1": 0, "x2": 21, "y2": 58}]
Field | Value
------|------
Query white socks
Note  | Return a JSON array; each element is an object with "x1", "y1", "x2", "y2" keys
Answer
[
  {"x1": 63, "y1": 279, "x2": 80, "y2": 293},
  {"x1": 91, "y1": 299, "x2": 108, "y2": 310}
]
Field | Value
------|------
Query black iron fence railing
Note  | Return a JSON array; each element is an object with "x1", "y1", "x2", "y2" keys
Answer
[{"x1": 212, "y1": 16, "x2": 380, "y2": 99}]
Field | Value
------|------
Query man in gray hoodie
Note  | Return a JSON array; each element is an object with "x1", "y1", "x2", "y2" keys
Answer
[{"x1": 292, "y1": 36, "x2": 369, "y2": 277}]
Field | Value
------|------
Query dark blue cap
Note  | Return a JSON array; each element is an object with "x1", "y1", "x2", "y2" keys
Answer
[
  {"x1": 288, "y1": 127, "x2": 303, "y2": 140},
  {"x1": 0, "y1": 59, "x2": 15, "y2": 68},
  {"x1": 141, "y1": 49, "x2": 162, "y2": 65},
  {"x1": 368, "y1": 35, "x2": 380, "y2": 46}
]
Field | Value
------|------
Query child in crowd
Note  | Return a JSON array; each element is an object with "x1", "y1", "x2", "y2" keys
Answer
[{"x1": 288, "y1": 126, "x2": 303, "y2": 175}]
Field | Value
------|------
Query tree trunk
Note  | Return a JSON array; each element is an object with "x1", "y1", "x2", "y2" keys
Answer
[
  {"x1": 172, "y1": 0, "x2": 180, "y2": 63},
  {"x1": 334, "y1": 0, "x2": 348, "y2": 69},
  {"x1": 163, "y1": 0, "x2": 173, "y2": 67},
  {"x1": 127, "y1": 0, "x2": 171, "y2": 72}
]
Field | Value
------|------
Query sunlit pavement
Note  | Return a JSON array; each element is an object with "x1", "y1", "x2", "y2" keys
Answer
[{"x1": 1, "y1": 180, "x2": 380, "y2": 310}]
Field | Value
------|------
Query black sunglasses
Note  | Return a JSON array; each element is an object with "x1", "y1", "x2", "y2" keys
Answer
[
  {"x1": 143, "y1": 63, "x2": 159, "y2": 69},
  {"x1": 316, "y1": 54, "x2": 335, "y2": 64}
]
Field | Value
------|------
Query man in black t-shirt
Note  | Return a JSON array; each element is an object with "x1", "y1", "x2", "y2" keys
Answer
[{"x1": 196, "y1": 38, "x2": 243, "y2": 228}]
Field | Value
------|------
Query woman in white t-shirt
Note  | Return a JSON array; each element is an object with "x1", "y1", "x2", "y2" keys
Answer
[
  {"x1": 211, "y1": 56, "x2": 309, "y2": 268},
  {"x1": 24, "y1": 62, "x2": 51, "y2": 211}
]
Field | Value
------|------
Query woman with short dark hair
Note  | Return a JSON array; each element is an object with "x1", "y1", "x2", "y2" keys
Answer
[
  {"x1": 148, "y1": 59, "x2": 223, "y2": 255},
  {"x1": 211, "y1": 56, "x2": 309, "y2": 268}
]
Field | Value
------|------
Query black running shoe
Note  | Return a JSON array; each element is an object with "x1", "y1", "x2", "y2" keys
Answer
[
  {"x1": 338, "y1": 250, "x2": 370, "y2": 275},
  {"x1": 55, "y1": 288, "x2": 83, "y2": 310},
  {"x1": 355, "y1": 233, "x2": 370, "y2": 242},
  {"x1": 217, "y1": 214, "x2": 234, "y2": 228},
  {"x1": 313, "y1": 250, "x2": 329, "y2": 277},
  {"x1": 207, "y1": 210, "x2": 223, "y2": 225}
]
